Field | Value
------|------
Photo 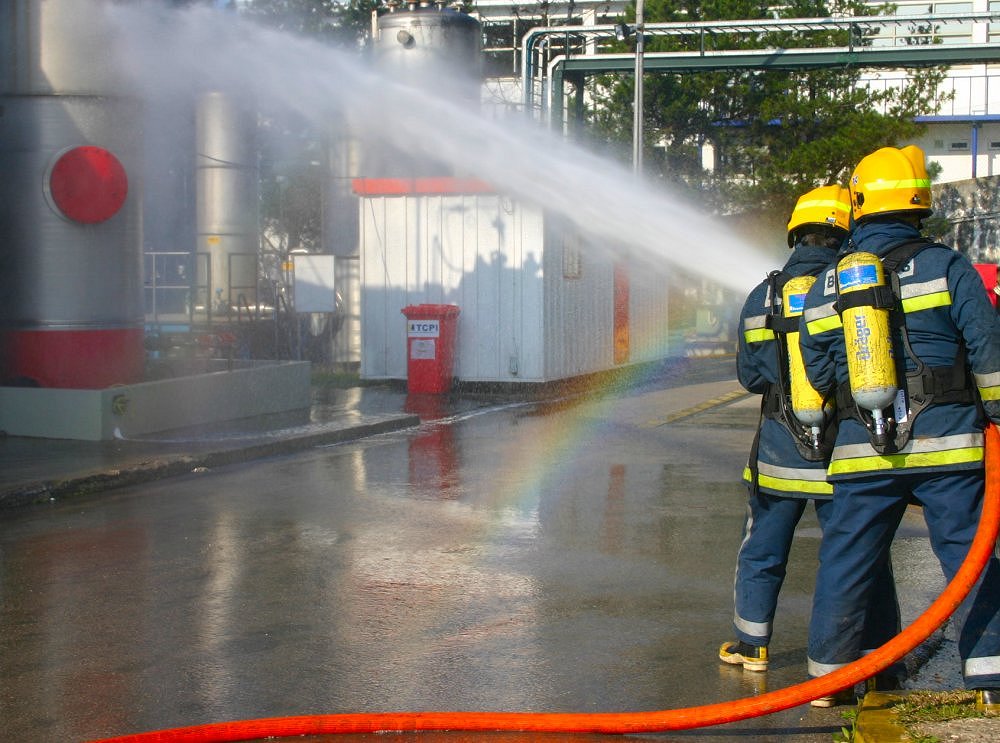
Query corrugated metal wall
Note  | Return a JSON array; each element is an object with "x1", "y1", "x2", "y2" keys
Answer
[
  {"x1": 358, "y1": 192, "x2": 671, "y2": 384},
  {"x1": 360, "y1": 193, "x2": 546, "y2": 381}
]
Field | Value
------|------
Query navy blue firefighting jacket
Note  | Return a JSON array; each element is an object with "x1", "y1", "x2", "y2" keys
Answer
[{"x1": 800, "y1": 219, "x2": 1000, "y2": 480}]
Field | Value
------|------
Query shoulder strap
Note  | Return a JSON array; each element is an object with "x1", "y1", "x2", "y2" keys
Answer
[
  {"x1": 881, "y1": 237, "x2": 937, "y2": 274},
  {"x1": 759, "y1": 268, "x2": 833, "y2": 461}
]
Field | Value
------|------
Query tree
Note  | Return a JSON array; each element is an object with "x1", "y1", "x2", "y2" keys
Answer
[
  {"x1": 239, "y1": 1, "x2": 380, "y2": 261},
  {"x1": 242, "y1": 0, "x2": 379, "y2": 47},
  {"x1": 588, "y1": 0, "x2": 948, "y2": 222}
]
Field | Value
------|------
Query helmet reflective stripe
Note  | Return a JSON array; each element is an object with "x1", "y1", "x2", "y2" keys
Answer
[
  {"x1": 791, "y1": 197, "x2": 850, "y2": 219},
  {"x1": 861, "y1": 178, "x2": 932, "y2": 191}
]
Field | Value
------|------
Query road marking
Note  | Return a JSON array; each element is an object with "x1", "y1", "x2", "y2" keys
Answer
[{"x1": 644, "y1": 389, "x2": 753, "y2": 427}]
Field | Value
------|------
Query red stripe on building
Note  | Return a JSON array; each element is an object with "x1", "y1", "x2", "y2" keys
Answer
[{"x1": 352, "y1": 178, "x2": 495, "y2": 196}]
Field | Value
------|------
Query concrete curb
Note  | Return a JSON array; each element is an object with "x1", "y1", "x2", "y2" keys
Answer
[{"x1": 0, "y1": 413, "x2": 420, "y2": 509}]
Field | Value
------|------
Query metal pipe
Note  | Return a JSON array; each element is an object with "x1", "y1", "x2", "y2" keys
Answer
[
  {"x1": 633, "y1": 0, "x2": 644, "y2": 174},
  {"x1": 520, "y1": 12, "x2": 1000, "y2": 116}
]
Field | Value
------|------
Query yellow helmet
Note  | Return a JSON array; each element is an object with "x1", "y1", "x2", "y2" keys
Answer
[
  {"x1": 786, "y1": 184, "x2": 851, "y2": 248},
  {"x1": 849, "y1": 145, "x2": 932, "y2": 223}
]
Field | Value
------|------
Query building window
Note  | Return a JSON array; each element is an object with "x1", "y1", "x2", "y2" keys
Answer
[{"x1": 949, "y1": 141, "x2": 970, "y2": 151}]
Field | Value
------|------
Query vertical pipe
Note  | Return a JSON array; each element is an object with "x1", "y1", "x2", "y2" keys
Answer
[
  {"x1": 632, "y1": 0, "x2": 645, "y2": 175},
  {"x1": 972, "y1": 122, "x2": 980, "y2": 179}
]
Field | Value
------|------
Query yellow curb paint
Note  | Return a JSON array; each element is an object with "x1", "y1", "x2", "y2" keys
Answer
[{"x1": 854, "y1": 692, "x2": 910, "y2": 743}]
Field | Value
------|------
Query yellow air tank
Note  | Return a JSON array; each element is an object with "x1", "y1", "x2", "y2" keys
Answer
[
  {"x1": 782, "y1": 275, "x2": 827, "y2": 449},
  {"x1": 836, "y1": 251, "x2": 898, "y2": 445}
]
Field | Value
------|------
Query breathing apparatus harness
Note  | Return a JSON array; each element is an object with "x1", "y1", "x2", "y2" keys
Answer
[
  {"x1": 757, "y1": 269, "x2": 836, "y2": 463},
  {"x1": 834, "y1": 238, "x2": 978, "y2": 455}
]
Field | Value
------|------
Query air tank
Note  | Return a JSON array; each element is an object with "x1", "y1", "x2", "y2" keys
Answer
[
  {"x1": 0, "y1": 0, "x2": 144, "y2": 388},
  {"x1": 196, "y1": 90, "x2": 260, "y2": 317}
]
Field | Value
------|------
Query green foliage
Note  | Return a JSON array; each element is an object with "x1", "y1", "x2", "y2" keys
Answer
[
  {"x1": 240, "y1": 0, "x2": 379, "y2": 257},
  {"x1": 588, "y1": 0, "x2": 948, "y2": 222},
  {"x1": 242, "y1": 0, "x2": 381, "y2": 48},
  {"x1": 834, "y1": 705, "x2": 859, "y2": 741}
]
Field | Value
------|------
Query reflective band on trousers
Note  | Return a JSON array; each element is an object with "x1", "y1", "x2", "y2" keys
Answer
[
  {"x1": 965, "y1": 655, "x2": 1000, "y2": 678},
  {"x1": 977, "y1": 370, "x2": 1000, "y2": 402},
  {"x1": 808, "y1": 657, "x2": 849, "y2": 677},
  {"x1": 734, "y1": 613, "x2": 770, "y2": 640},
  {"x1": 743, "y1": 464, "x2": 833, "y2": 495},
  {"x1": 743, "y1": 314, "x2": 774, "y2": 344},
  {"x1": 829, "y1": 433, "x2": 984, "y2": 476}
]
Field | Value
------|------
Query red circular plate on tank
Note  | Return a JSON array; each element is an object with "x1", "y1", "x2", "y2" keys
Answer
[{"x1": 48, "y1": 146, "x2": 128, "y2": 224}]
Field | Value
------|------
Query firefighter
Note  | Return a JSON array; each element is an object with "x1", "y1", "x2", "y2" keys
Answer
[
  {"x1": 720, "y1": 186, "x2": 900, "y2": 678},
  {"x1": 800, "y1": 145, "x2": 1000, "y2": 711}
]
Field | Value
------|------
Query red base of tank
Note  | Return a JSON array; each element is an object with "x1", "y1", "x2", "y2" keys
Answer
[{"x1": 0, "y1": 328, "x2": 145, "y2": 389}]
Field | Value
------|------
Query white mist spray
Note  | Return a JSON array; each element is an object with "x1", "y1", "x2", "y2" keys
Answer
[{"x1": 105, "y1": 1, "x2": 777, "y2": 294}]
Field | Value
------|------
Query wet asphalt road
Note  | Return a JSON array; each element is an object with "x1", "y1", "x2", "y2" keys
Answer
[{"x1": 0, "y1": 358, "x2": 944, "y2": 742}]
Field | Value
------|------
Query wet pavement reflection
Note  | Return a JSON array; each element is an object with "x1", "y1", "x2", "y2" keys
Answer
[{"x1": 0, "y1": 360, "x2": 939, "y2": 742}]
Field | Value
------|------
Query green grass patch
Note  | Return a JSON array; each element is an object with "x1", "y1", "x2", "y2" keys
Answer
[{"x1": 892, "y1": 690, "x2": 981, "y2": 726}]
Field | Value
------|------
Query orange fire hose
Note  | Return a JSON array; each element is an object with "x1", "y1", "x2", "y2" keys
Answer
[{"x1": 93, "y1": 422, "x2": 1000, "y2": 743}]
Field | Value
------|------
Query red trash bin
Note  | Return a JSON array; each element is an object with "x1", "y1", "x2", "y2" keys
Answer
[
  {"x1": 401, "y1": 304, "x2": 460, "y2": 394},
  {"x1": 974, "y1": 263, "x2": 998, "y2": 308}
]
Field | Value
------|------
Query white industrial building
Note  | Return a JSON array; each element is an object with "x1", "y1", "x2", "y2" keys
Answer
[{"x1": 354, "y1": 178, "x2": 672, "y2": 383}]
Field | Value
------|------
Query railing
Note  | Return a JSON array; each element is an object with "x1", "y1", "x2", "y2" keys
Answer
[
  {"x1": 144, "y1": 251, "x2": 263, "y2": 328},
  {"x1": 144, "y1": 251, "x2": 201, "y2": 328},
  {"x1": 521, "y1": 12, "x2": 1000, "y2": 117}
]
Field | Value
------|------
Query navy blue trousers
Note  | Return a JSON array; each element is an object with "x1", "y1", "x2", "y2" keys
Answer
[
  {"x1": 733, "y1": 491, "x2": 900, "y2": 649},
  {"x1": 807, "y1": 470, "x2": 1000, "y2": 687}
]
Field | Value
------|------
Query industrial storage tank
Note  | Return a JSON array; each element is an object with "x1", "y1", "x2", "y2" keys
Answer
[
  {"x1": 195, "y1": 90, "x2": 260, "y2": 318},
  {"x1": 364, "y1": 2, "x2": 483, "y2": 178},
  {"x1": 0, "y1": 0, "x2": 144, "y2": 389},
  {"x1": 372, "y1": 2, "x2": 483, "y2": 102}
]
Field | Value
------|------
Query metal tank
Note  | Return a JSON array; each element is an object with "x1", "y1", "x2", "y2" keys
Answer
[
  {"x1": 195, "y1": 90, "x2": 260, "y2": 317},
  {"x1": 372, "y1": 2, "x2": 483, "y2": 103},
  {"x1": 0, "y1": 0, "x2": 144, "y2": 388},
  {"x1": 322, "y1": 125, "x2": 362, "y2": 366},
  {"x1": 365, "y1": 2, "x2": 483, "y2": 178}
]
